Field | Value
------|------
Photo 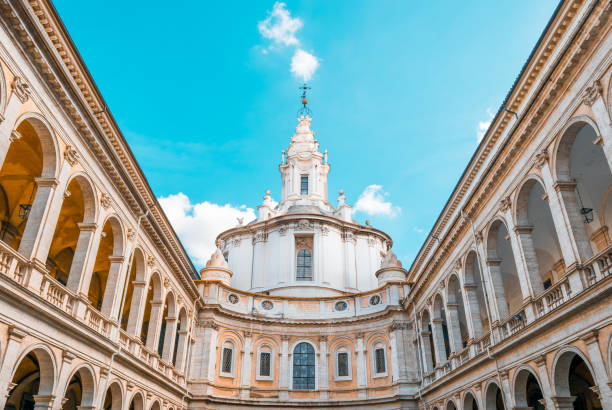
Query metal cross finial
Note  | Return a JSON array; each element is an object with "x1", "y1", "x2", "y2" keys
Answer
[{"x1": 298, "y1": 83, "x2": 312, "y2": 116}]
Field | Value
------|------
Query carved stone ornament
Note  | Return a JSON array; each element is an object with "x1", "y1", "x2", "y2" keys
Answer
[
  {"x1": 295, "y1": 236, "x2": 313, "y2": 251},
  {"x1": 147, "y1": 255, "x2": 156, "y2": 267},
  {"x1": 499, "y1": 196, "x2": 511, "y2": 212},
  {"x1": 163, "y1": 276, "x2": 171, "y2": 288},
  {"x1": 127, "y1": 228, "x2": 136, "y2": 241},
  {"x1": 253, "y1": 231, "x2": 268, "y2": 244},
  {"x1": 296, "y1": 219, "x2": 313, "y2": 230},
  {"x1": 101, "y1": 193, "x2": 112, "y2": 210},
  {"x1": 320, "y1": 225, "x2": 329, "y2": 236},
  {"x1": 368, "y1": 237, "x2": 376, "y2": 247},
  {"x1": 11, "y1": 76, "x2": 30, "y2": 103},
  {"x1": 279, "y1": 226, "x2": 287, "y2": 236},
  {"x1": 534, "y1": 149, "x2": 549, "y2": 169},
  {"x1": 261, "y1": 300, "x2": 274, "y2": 310},
  {"x1": 583, "y1": 80, "x2": 602, "y2": 106},
  {"x1": 342, "y1": 231, "x2": 355, "y2": 243},
  {"x1": 232, "y1": 238, "x2": 241, "y2": 247},
  {"x1": 454, "y1": 259, "x2": 462, "y2": 271},
  {"x1": 64, "y1": 146, "x2": 79, "y2": 166},
  {"x1": 475, "y1": 231, "x2": 483, "y2": 244}
]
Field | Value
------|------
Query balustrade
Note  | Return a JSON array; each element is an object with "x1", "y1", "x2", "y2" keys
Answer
[{"x1": 0, "y1": 240, "x2": 28, "y2": 285}]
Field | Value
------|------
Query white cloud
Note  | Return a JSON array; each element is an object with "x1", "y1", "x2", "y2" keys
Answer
[
  {"x1": 258, "y1": 2, "x2": 303, "y2": 47},
  {"x1": 353, "y1": 185, "x2": 400, "y2": 218},
  {"x1": 159, "y1": 193, "x2": 256, "y2": 268},
  {"x1": 412, "y1": 226, "x2": 425, "y2": 234},
  {"x1": 477, "y1": 108, "x2": 494, "y2": 142},
  {"x1": 291, "y1": 49, "x2": 319, "y2": 82}
]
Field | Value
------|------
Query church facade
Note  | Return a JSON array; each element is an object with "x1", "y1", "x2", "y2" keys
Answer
[{"x1": 0, "y1": 0, "x2": 610, "y2": 409}]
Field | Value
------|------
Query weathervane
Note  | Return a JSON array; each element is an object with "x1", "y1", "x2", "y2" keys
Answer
[{"x1": 298, "y1": 83, "x2": 312, "y2": 117}]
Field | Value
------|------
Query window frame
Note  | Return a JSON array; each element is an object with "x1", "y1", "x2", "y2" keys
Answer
[
  {"x1": 291, "y1": 341, "x2": 316, "y2": 390},
  {"x1": 300, "y1": 175, "x2": 309, "y2": 195},
  {"x1": 296, "y1": 249, "x2": 313, "y2": 281},
  {"x1": 371, "y1": 342, "x2": 388, "y2": 378},
  {"x1": 334, "y1": 346, "x2": 352, "y2": 381},
  {"x1": 256, "y1": 344, "x2": 274, "y2": 381},
  {"x1": 219, "y1": 340, "x2": 236, "y2": 378}
]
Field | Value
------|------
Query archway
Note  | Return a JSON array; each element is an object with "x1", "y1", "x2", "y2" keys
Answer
[
  {"x1": 463, "y1": 391, "x2": 479, "y2": 410},
  {"x1": 432, "y1": 294, "x2": 450, "y2": 364},
  {"x1": 47, "y1": 175, "x2": 96, "y2": 289},
  {"x1": 128, "y1": 391, "x2": 144, "y2": 410},
  {"x1": 486, "y1": 220, "x2": 522, "y2": 319},
  {"x1": 555, "y1": 120, "x2": 611, "y2": 259},
  {"x1": 484, "y1": 382, "x2": 505, "y2": 410},
  {"x1": 514, "y1": 368, "x2": 544, "y2": 410},
  {"x1": 553, "y1": 350, "x2": 601, "y2": 409},
  {"x1": 159, "y1": 291, "x2": 177, "y2": 361},
  {"x1": 0, "y1": 117, "x2": 56, "y2": 254},
  {"x1": 516, "y1": 178, "x2": 564, "y2": 294},
  {"x1": 122, "y1": 247, "x2": 146, "y2": 334},
  {"x1": 446, "y1": 400, "x2": 457, "y2": 410},
  {"x1": 173, "y1": 307, "x2": 188, "y2": 367},
  {"x1": 150, "y1": 400, "x2": 161, "y2": 410},
  {"x1": 420, "y1": 309, "x2": 435, "y2": 373},
  {"x1": 464, "y1": 251, "x2": 489, "y2": 337},
  {"x1": 5, "y1": 347, "x2": 55, "y2": 409},
  {"x1": 60, "y1": 365, "x2": 96, "y2": 410},
  {"x1": 446, "y1": 274, "x2": 469, "y2": 352},
  {"x1": 102, "y1": 381, "x2": 122, "y2": 410},
  {"x1": 88, "y1": 216, "x2": 124, "y2": 315},
  {"x1": 140, "y1": 272, "x2": 162, "y2": 348}
]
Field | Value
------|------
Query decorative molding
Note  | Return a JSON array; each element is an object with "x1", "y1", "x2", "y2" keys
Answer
[
  {"x1": 100, "y1": 193, "x2": 112, "y2": 210},
  {"x1": 253, "y1": 231, "x2": 268, "y2": 244},
  {"x1": 320, "y1": 225, "x2": 329, "y2": 236},
  {"x1": 9, "y1": 130, "x2": 22, "y2": 143},
  {"x1": 296, "y1": 219, "x2": 313, "y2": 231},
  {"x1": 11, "y1": 76, "x2": 30, "y2": 103},
  {"x1": 499, "y1": 196, "x2": 511, "y2": 213},
  {"x1": 534, "y1": 149, "x2": 549, "y2": 169},
  {"x1": 147, "y1": 256, "x2": 156, "y2": 268},
  {"x1": 232, "y1": 238, "x2": 241, "y2": 247},
  {"x1": 279, "y1": 226, "x2": 287, "y2": 236},
  {"x1": 64, "y1": 146, "x2": 80, "y2": 166},
  {"x1": 582, "y1": 80, "x2": 602, "y2": 106},
  {"x1": 127, "y1": 228, "x2": 136, "y2": 241}
]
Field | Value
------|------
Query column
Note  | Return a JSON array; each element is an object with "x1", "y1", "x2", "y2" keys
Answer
[
  {"x1": 355, "y1": 332, "x2": 367, "y2": 399},
  {"x1": 444, "y1": 303, "x2": 463, "y2": 353},
  {"x1": 279, "y1": 335, "x2": 290, "y2": 400},
  {"x1": 240, "y1": 332, "x2": 252, "y2": 399},
  {"x1": 534, "y1": 355, "x2": 555, "y2": 410},
  {"x1": 343, "y1": 235, "x2": 357, "y2": 290},
  {"x1": 583, "y1": 81, "x2": 612, "y2": 170},
  {"x1": 419, "y1": 331, "x2": 434, "y2": 374},
  {"x1": 95, "y1": 366, "x2": 110, "y2": 410},
  {"x1": 485, "y1": 259, "x2": 509, "y2": 321},
  {"x1": 52, "y1": 351, "x2": 76, "y2": 410},
  {"x1": 430, "y1": 318, "x2": 447, "y2": 366},
  {"x1": 550, "y1": 396, "x2": 577, "y2": 410},
  {"x1": 581, "y1": 330, "x2": 612, "y2": 408},
  {"x1": 463, "y1": 283, "x2": 483, "y2": 339},
  {"x1": 145, "y1": 301, "x2": 164, "y2": 352},
  {"x1": 0, "y1": 94, "x2": 25, "y2": 166},
  {"x1": 126, "y1": 280, "x2": 147, "y2": 337},
  {"x1": 18, "y1": 177, "x2": 58, "y2": 259},
  {"x1": 499, "y1": 370, "x2": 514, "y2": 410},
  {"x1": 503, "y1": 209, "x2": 535, "y2": 303},
  {"x1": 32, "y1": 159, "x2": 73, "y2": 265},
  {"x1": 252, "y1": 235, "x2": 266, "y2": 290},
  {"x1": 65, "y1": 223, "x2": 98, "y2": 293},
  {"x1": 318, "y1": 336, "x2": 329, "y2": 399},
  {"x1": 472, "y1": 383, "x2": 484, "y2": 410},
  {"x1": 0, "y1": 326, "x2": 27, "y2": 408},
  {"x1": 101, "y1": 256, "x2": 126, "y2": 319},
  {"x1": 556, "y1": 182, "x2": 594, "y2": 262},
  {"x1": 161, "y1": 316, "x2": 178, "y2": 362},
  {"x1": 33, "y1": 395, "x2": 56, "y2": 410},
  {"x1": 514, "y1": 226, "x2": 545, "y2": 295},
  {"x1": 174, "y1": 329, "x2": 189, "y2": 372}
]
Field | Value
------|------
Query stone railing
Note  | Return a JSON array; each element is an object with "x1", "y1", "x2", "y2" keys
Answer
[
  {"x1": 457, "y1": 346, "x2": 470, "y2": 365},
  {"x1": 0, "y1": 240, "x2": 29, "y2": 285},
  {"x1": 582, "y1": 246, "x2": 612, "y2": 287},
  {"x1": 84, "y1": 305, "x2": 111, "y2": 338},
  {"x1": 40, "y1": 274, "x2": 75, "y2": 315},
  {"x1": 534, "y1": 276, "x2": 572, "y2": 319}
]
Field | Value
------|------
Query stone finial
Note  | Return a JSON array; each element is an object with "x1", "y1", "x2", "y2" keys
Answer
[
  {"x1": 382, "y1": 250, "x2": 402, "y2": 269},
  {"x1": 376, "y1": 248, "x2": 408, "y2": 285},
  {"x1": 337, "y1": 189, "x2": 346, "y2": 206},
  {"x1": 200, "y1": 240, "x2": 233, "y2": 285}
]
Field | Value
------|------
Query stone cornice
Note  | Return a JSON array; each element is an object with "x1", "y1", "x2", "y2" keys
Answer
[
  {"x1": 0, "y1": 0, "x2": 199, "y2": 299},
  {"x1": 408, "y1": 0, "x2": 611, "y2": 301}
]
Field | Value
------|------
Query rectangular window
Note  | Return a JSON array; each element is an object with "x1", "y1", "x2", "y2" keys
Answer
[
  {"x1": 375, "y1": 348, "x2": 386, "y2": 374},
  {"x1": 300, "y1": 176, "x2": 308, "y2": 195},
  {"x1": 337, "y1": 352, "x2": 349, "y2": 377},
  {"x1": 260, "y1": 352, "x2": 271, "y2": 377},
  {"x1": 222, "y1": 348, "x2": 233, "y2": 374}
]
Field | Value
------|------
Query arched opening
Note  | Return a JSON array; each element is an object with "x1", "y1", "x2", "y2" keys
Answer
[
  {"x1": 173, "y1": 307, "x2": 188, "y2": 367},
  {"x1": 516, "y1": 178, "x2": 564, "y2": 294},
  {"x1": 159, "y1": 291, "x2": 177, "y2": 361},
  {"x1": 463, "y1": 391, "x2": 479, "y2": 410},
  {"x1": 102, "y1": 381, "x2": 122, "y2": 410},
  {"x1": 0, "y1": 118, "x2": 54, "y2": 253},
  {"x1": 47, "y1": 175, "x2": 96, "y2": 289},
  {"x1": 420, "y1": 310, "x2": 435, "y2": 373},
  {"x1": 514, "y1": 368, "x2": 544, "y2": 410},
  {"x1": 553, "y1": 350, "x2": 601, "y2": 409},
  {"x1": 464, "y1": 251, "x2": 489, "y2": 337},
  {"x1": 150, "y1": 400, "x2": 161, "y2": 410},
  {"x1": 486, "y1": 220, "x2": 522, "y2": 319},
  {"x1": 60, "y1": 366, "x2": 96, "y2": 410},
  {"x1": 87, "y1": 216, "x2": 124, "y2": 314},
  {"x1": 484, "y1": 382, "x2": 505, "y2": 410},
  {"x1": 140, "y1": 272, "x2": 162, "y2": 348},
  {"x1": 446, "y1": 400, "x2": 457, "y2": 410},
  {"x1": 432, "y1": 294, "x2": 450, "y2": 364},
  {"x1": 292, "y1": 342, "x2": 315, "y2": 390},
  {"x1": 5, "y1": 348, "x2": 55, "y2": 410},
  {"x1": 128, "y1": 392, "x2": 144, "y2": 410},
  {"x1": 446, "y1": 274, "x2": 469, "y2": 351},
  {"x1": 556, "y1": 121, "x2": 612, "y2": 259},
  {"x1": 122, "y1": 248, "x2": 146, "y2": 334}
]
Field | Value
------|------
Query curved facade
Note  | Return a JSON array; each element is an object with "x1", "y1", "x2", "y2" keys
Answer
[{"x1": 0, "y1": 1, "x2": 610, "y2": 410}]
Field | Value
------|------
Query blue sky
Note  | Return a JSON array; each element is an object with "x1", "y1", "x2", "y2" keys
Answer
[{"x1": 54, "y1": 1, "x2": 559, "y2": 268}]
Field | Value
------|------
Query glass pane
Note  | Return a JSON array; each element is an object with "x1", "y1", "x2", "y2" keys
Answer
[
  {"x1": 293, "y1": 342, "x2": 315, "y2": 390},
  {"x1": 375, "y1": 348, "x2": 386, "y2": 374},
  {"x1": 338, "y1": 352, "x2": 348, "y2": 377},
  {"x1": 260, "y1": 352, "x2": 270, "y2": 376},
  {"x1": 301, "y1": 176, "x2": 308, "y2": 195},
  {"x1": 222, "y1": 348, "x2": 233, "y2": 373}
]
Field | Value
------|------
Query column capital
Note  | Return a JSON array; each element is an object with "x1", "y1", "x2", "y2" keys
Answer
[
  {"x1": 463, "y1": 282, "x2": 478, "y2": 290},
  {"x1": 446, "y1": 303, "x2": 459, "y2": 309},
  {"x1": 281, "y1": 335, "x2": 290, "y2": 341},
  {"x1": 62, "y1": 351, "x2": 76, "y2": 363},
  {"x1": 34, "y1": 177, "x2": 58, "y2": 188},
  {"x1": 318, "y1": 335, "x2": 328, "y2": 342},
  {"x1": 534, "y1": 354, "x2": 547, "y2": 367},
  {"x1": 581, "y1": 329, "x2": 599, "y2": 345},
  {"x1": 486, "y1": 258, "x2": 502, "y2": 266},
  {"x1": 551, "y1": 396, "x2": 576, "y2": 409},
  {"x1": 76, "y1": 222, "x2": 97, "y2": 232},
  {"x1": 554, "y1": 181, "x2": 577, "y2": 192},
  {"x1": 514, "y1": 225, "x2": 535, "y2": 234},
  {"x1": 108, "y1": 255, "x2": 125, "y2": 263},
  {"x1": 8, "y1": 325, "x2": 27, "y2": 341}
]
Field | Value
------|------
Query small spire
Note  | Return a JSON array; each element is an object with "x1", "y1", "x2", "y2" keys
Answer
[{"x1": 298, "y1": 83, "x2": 312, "y2": 117}]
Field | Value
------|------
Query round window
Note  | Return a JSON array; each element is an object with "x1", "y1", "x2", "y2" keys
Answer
[
  {"x1": 261, "y1": 300, "x2": 274, "y2": 310},
  {"x1": 228, "y1": 294, "x2": 239, "y2": 304},
  {"x1": 369, "y1": 295, "x2": 381, "y2": 306},
  {"x1": 335, "y1": 301, "x2": 348, "y2": 311}
]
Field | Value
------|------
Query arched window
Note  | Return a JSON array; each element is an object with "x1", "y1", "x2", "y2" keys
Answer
[
  {"x1": 292, "y1": 342, "x2": 315, "y2": 390},
  {"x1": 334, "y1": 346, "x2": 352, "y2": 380},
  {"x1": 372, "y1": 342, "x2": 387, "y2": 377},
  {"x1": 296, "y1": 249, "x2": 312, "y2": 281},
  {"x1": 220, "y1": 340, "x2": 235, "y2": 377},
  {"x1": 256, "y1": 345, "x2": 274, "y2": 380}
]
